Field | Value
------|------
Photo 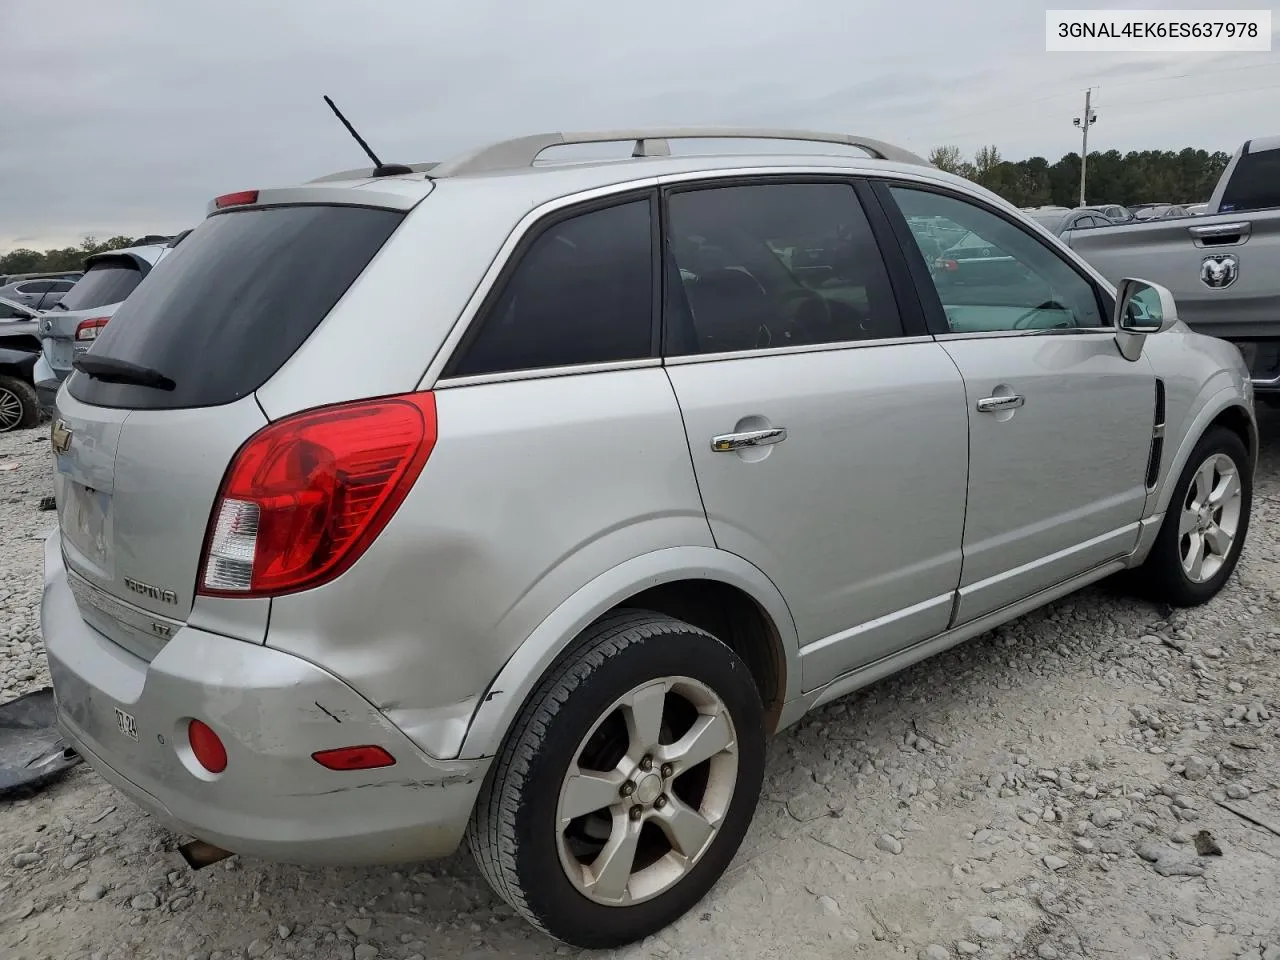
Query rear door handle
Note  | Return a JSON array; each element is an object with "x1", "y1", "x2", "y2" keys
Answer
[
  {"x1": 1188, "y1": 221, "x2": 1250, "y2": 240},
  {"x1": 711, "y1": 427, "x2": 788, "y2": 452},
  {"x1": 976, "y1": 395, "x2": 1025, "y2": 413}
]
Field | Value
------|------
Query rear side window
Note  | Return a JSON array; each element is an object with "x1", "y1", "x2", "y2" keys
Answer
[
  {"x1": 447, "y1": 198, "x2": 654, "y2": 378},
  {"x1": 664, "y1": 182, "x2": 904, "y2": 355},
  {"x1": 1219, "y1": 146, "x2": 1280, "y2": 213},
  {"x1": 59, "y1": 262, "x2": 144, "y2": 311},
  {"x1": 68, "y1": 205, "x2": 404, "y2": 410}
]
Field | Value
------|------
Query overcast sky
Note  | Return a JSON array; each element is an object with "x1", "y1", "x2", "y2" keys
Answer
[{"x1": 2, "y1": 0, "x2": 1278, "y2": 251}]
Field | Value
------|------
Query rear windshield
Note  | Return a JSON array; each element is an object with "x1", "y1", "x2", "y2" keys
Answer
[
  {"x1": 68, "y1": 205, "x2": 404, "y2": 411},
  {"x1": 1028, "y1": 213, "x2": 1066, "y2": 233},
  {"x1": 1218, "y1": 146, "x2": 1280, "y2": 213},
  {"x1": 58, "y1": 261, "x2": 144, "y2": 311}
]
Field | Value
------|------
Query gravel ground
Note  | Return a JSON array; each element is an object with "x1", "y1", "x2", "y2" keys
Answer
[{"x1": 2, "y1": 409, "x2": 1279, "y2": 960}]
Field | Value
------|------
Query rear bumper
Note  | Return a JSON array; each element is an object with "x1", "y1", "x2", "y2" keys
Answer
[{"x1": 41, "y1": 533, "x2": 488, "y2": 865}]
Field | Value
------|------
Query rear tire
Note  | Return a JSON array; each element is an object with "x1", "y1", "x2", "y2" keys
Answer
[
  {"x1": 0, "y1": 376, "x2": 39, "y2": 432},
  {"x1": 1132, "y1": 426, "x2": 1251, "y2": 606},
  {"x1": 467, "y1": 609, "x2": 765, "y2": 949}
]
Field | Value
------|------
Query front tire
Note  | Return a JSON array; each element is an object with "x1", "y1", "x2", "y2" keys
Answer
[
  {"x1": 467, "y1": 609, "x2": 765, "y2": 949},
  {"x1": 1134, "y1": 426, "x2": 1252, "y2": 606}
]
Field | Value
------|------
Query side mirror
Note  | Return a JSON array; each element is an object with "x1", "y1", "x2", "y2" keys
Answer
[{"x1": 1114, "y1": 278, "x2": 1178, "y2": 360}]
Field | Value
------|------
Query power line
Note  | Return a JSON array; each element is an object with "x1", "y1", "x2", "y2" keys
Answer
[
  {"x1": 932, "y1": 79, "x2": 1280, "y2": 144},
  {"x1": 930, "y1": 58, "x2": 1280, "y2": 137}
]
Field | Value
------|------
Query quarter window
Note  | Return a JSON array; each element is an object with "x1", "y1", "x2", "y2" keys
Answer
[
  {"x1": 663, "y1": 182, "x2": 904, "y2": 355},
  {"x1": 449, "y1": 198, "x2": 655, "y2": 377},
  {"x1": 889, "y1": 187, "x2": 1106, "y2": 333}
]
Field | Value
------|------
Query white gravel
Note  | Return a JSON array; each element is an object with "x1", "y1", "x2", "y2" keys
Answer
[{"x1": 2, "y1": 410, "x2": 1279, "y2": 960}]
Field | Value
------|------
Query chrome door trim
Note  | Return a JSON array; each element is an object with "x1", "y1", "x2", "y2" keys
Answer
[
  {"x1": 976, "y1": 394, "x2": 1025, "y2": 413},
  {"x1": 711, "y1": 427, "x2": 787, "y2": 452},
  {"x1": 933, "y1": 328, "x2": 1115, "y2": 342},
  {"x1": 663, "y1": 334, "x2": 932, "y2": 366},
  {"x1": 434, "y1": 357, "x2": 663, "y2": 389}
]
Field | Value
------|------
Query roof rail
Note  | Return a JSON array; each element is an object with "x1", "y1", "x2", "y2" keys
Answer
[{"x1": 428, "y1": 128, "x2": 931, "y2": 177}]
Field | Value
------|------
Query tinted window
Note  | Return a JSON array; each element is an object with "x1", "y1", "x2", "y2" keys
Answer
[
  {"x1": 1219, "y1": 146, "x2": 1280, "y2": 213},
  {"x1": 51, "y1": 280, "x2": 75, "y2": 292},
  {"x1": 0, "y1": 300, "x2": 29, "y2": 319},
  {"x1": 449, "y1": 199, "x2": 654, "y2": 377},
  {"x1": 18, "y1": 281, "x2": 52, "y2": 294},
  {"x1": 664, "y1": 182, "x2": 902, "y2": 355},
  {"x1": 890, "y1": 187, "x2": 1105, "y2": 333},
  {"x1": 59, "y1": 262, "x2": 144, "y2": 311},
  {"x1": 68, "y1": 205, "x2": 403, "y2": 410}
]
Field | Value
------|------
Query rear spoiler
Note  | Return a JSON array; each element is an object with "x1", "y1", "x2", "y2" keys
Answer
[{"x1": 82, "y1": 251, "x2": 157, "y2": 277}]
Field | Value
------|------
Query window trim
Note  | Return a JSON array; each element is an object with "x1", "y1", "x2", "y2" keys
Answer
[
  {"x1": 439, "y1": 188, "x2": 661, "y2": 381},
  {"x1": 870, "y1": 179, "x2": 1115, "y2": 338},
  {"x1": 658, "y1": 173, "x2": 922, "y2": 363}
]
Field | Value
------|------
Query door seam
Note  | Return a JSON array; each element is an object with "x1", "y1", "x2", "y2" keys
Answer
[
  {"x1": 660, "y1": 365, "x2": 719, "y2": 549},
  {"x1": 935, "y1": 341, "x2": 971, "y2": 628}
]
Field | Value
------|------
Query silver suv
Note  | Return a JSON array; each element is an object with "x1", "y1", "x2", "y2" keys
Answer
[{"x1": 42, "y1": 129, "x2": 1256, "y2": 948}]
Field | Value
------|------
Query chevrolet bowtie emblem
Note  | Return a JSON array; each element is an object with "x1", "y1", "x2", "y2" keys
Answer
[{"x1": 50, "y1": 419, "x2": 72, "y2": 455}]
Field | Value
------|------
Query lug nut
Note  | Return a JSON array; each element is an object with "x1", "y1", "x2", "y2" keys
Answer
[
  {"x1": 660, "y1": 763, "x2": 673, "y2": 778},
  {"x1": 629, "y1": 805, "x2": 643, "y2": 821},
  {"x1": 620, "y1": 781, "x2": 635, "y2": 797},
  {"x1": 640, "y1": 755, "x2": 653, "y2": 772},
  {"x1": 654, "y1": 795, "x2": 668, "y2": 809}
]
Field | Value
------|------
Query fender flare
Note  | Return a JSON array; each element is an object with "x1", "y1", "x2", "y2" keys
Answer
[
  {"x1": 456, "y1": 545, "x2": 801, "y2": 759},
  {"x1": 1153, "y1": 385, "x2": 1257, "y2": 518}
]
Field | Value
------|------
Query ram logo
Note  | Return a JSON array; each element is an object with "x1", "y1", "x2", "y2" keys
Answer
[
  {"x1": 123, "y1": 577, "x2": 178, "y2": 605},
  {"x1": 1201, "y1": 254, "x2": 1239, "y2": 289}
]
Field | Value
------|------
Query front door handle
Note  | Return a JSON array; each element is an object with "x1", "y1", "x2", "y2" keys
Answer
[
  {"x1": 976, "y1": 395, "x2": 1025, "y2": 413},
  {"x1": 711, "y1": 427, "x2": 788, "y2": 452}
]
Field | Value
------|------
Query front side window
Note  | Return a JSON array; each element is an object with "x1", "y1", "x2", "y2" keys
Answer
[
  {"x1": 448, "y1": 198, "x2": 654, "y2": 378},
  {"x1": 664, "y1": 181, "x2": 904, "y2": 355},
  {"x1": 888, "y1": 187, "x2": 1105, "y2": 334}
]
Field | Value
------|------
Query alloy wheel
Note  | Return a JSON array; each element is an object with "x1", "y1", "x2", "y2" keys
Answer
[
  {"x1": 555, "y1": 676, "x2": 739, "y2": 906},
  {"x1": 1178, "y1": 452, "x2": 1242, "y2": 583}
]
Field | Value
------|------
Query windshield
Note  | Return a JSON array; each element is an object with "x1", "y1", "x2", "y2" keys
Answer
[
  {"x1": 1219, "y1": 146, "x2": 1280, "y2": 213},
  {"x1": 58, "y1": 261, "x2": 144, "y2": 311}
]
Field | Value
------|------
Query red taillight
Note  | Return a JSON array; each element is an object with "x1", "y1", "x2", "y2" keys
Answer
[
  {"x1": 312, "y1": 745, "x2": 397, "y2": 771},
  {"x1": 214, "y1": 189, "x2": 259, "y2": 209},
  {"x1": 935, "y1": 258, "x2": 959, "y2": 273},
  {"x1": 188, "y1": 720, "x2": 228, "y2": 773},
  {"x1": 198, "y1": 392, "x2": 437, "y2": 598},
  {"x1": 75, "y1": 317, "x2": 110, "y2": 341}
]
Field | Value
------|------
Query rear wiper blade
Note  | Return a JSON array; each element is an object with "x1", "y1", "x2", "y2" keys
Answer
[{"x1": 72, "y1": 355, "x2": 176, "y2": 391}]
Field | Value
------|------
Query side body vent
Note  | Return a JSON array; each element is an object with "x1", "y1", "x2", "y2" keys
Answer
[{"x1": 1145, "y1": 378, "x2": 1167, "y2": 490}]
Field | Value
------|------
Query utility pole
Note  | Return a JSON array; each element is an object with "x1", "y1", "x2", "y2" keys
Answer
[{"x1": 1073, "y1": 88, "x2": 1097, "y2": 207}]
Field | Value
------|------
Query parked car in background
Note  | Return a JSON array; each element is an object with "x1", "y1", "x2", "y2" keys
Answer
[
  {"x1": 1026, "y1": 207, "x2": 1118, "y2": 238},
  {"x1": 1069, "y1": 134, "x2": 1280, "y2": 404},
  {"x1": 0, "y1": 276, "x2": 77, "y2": 310},
  {"x1": 1186, "y1": 202, "x2": 1209, "y2": 215},
  {"x1": 1134, "y1": 204, "x2": 1190, "y2": 221},
  {"x1": 0, "y1": 340, "x2": 40, "y2": 432},
  {"x1": 42, "y1": 127, "x2": 1257, "y2": 949},
  {"x1": 1082, "y1": 204, "x2": 1135, "y2": 223},
  {"x1": 0, "y1": 296, "x2": 43, "y2": 352},
  {"x1": 34, "y1": 237, "x2": 179, "y2": 413}
]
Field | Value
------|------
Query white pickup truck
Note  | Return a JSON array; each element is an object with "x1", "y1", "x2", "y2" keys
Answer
[{"x1": 1064, "y1": 136, "x2": 1280, "y2": 404}]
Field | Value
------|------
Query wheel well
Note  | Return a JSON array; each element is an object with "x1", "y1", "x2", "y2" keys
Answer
[
  {"x1": 617, "y1": 580, "x2": 787, "y2": 730},
  {"x1": 1210, "y1": 404, "x2": 1256, "y2": 463}
]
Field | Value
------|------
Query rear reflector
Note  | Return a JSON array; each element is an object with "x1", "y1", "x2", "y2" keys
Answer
[
  {"x1": 188, "y1": 720, "x2": 228, "y2": 773},
  {"x1": 312, "y1": 745, "x2": 397, "y2": 771},
  {"x1": 75, "y1": 317, "x2": 110, "y2": 341},
  {"x1": 198, "y1": 392, "x2": 437, "y2": 598},
  {"x1": 214, "y1": 190, "x2": 259, "y2": 209}
]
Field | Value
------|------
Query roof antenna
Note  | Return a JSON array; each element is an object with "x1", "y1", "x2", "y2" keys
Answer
[{"x1": 322, "y1": 95, "x2": 413, "y2": 178}]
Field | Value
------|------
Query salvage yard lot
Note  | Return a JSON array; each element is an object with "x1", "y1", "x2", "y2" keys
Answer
[{"x1": 2, "y1": 411, "x2": 1278, "y2": 960}]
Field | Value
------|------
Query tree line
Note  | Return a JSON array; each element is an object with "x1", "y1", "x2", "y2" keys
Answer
[
  {"x1": 927, "y1": 145, "x2": 1230, "y2": 209},
  {"x1": 0, "y1": 236, "x2": 141, "y2": 276}
]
